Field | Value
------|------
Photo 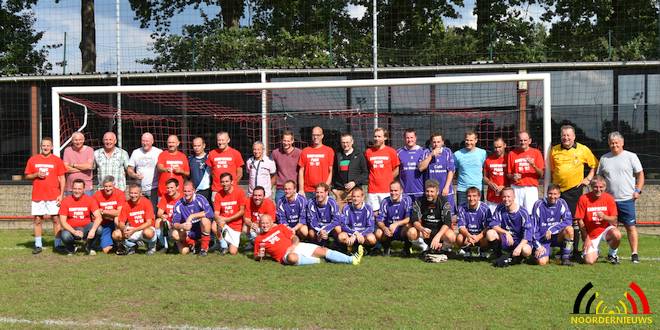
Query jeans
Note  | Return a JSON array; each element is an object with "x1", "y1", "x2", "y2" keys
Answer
[
  {"x1": 61, "y1": 223, "x2": 101, "y2": 252},
  {"x1": 274, "y1": 189, "x2": 285, "y2": 203}
]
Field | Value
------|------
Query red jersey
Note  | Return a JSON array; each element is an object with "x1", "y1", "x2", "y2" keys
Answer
[
  {"x1": 575, "y1": 192, "x2": 618, "y2": 239},
  {"x1": 59, "y1": 195, "x2": 99, "y2": 228},
  {"x1": 245, "y1": 198, "x2": 277, "y2": 224},
  {"x1": 157, "y1": 151, "x2": 189, "y2": 197},
  {"x1": 483, "y1": 154, "x2": 508, "y2": 203},
  {"x1": 506, "y1": 147, "x2": 544, "y2": 187},
  {"x1": 298, "y1": 145, "x2": 334, "y2": 193},
  {"x1": 24, "y1": 154, "x2": 66, "y2": 201},
  {"x1": 254, "y1": 224, "x2": 294, "y2": 264},
  {"x1": 93, "y1": 189, "x2": 125, "y2": 225},
  {"x1": 206, "y1": 147, "x2": 244, "y2": 192},
  {"x1": 365, "y1": 146, "x2": 400, "y2": 193},
  {"x1": 157, "y1": 194, "x2": 180, "y2": 224},
  {"x1": 213, "y1": 187, "x2": 247, "y2": 231},
  {"x1": 120, "y1": 197, "x2": 155, "y2": 228}
]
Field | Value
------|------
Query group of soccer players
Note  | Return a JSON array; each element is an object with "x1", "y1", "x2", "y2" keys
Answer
[{"x1": 24, "y1": 125, "x2": 644, "y2": 267}]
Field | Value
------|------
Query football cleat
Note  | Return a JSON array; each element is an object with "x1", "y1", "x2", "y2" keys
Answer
[
  {"x1": 352, "y1": 245, "x2": 364, "y2": 265},
  {"x1": 631, "y1": 253, "x2": 640, "y2": 264},
  {"x1": 607, "y1": 254, "x2": 620, "y2": 265},
  {"x1": 32, "y1": 246, "x2": 43, "y2": 255}
]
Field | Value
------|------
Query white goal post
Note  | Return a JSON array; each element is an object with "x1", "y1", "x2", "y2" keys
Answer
[{"x1": 51, "y1": 73, "x2": 552, "y2": 189}]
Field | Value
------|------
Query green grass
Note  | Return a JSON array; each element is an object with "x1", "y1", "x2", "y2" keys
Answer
[{"x1": 0, "y1": 230, "x2": 658, "y2": 329}]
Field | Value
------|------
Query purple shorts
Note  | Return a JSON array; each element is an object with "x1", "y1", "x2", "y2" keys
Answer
[
  {"x1": 534, "y1": 234, "x2": 562, "y2": 258},
  {"x1": 499, "y1": 233, "x2": 522, "y2": 251}
]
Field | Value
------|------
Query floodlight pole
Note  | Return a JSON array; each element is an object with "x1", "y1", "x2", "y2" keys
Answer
[
  {"x1": 372, "y1": 0, "x2": 378, "y2": 129},
  {"x1": 116, "y1": 0, "x2": 123, "y2": 147}
]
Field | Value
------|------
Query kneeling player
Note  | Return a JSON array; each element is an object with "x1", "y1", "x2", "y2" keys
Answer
[
  {"x1": 375, "y1": 181, "x2": 412, "y2": 256},
  {"x1": 254, "y1": 214, "x2": 363, "y2": 266},
  {"x1": 117, "y1": 184, "x2": 157, "y2": 255},
  {"x1": 486, "y1": 187, "x2": 532, "y2": 266},
  {"x1": 455, "y1": 187, "x2": 491, "y2": 259},
  {"x1": 307, "y1": 183, "x2": 342, "y2": 245},
  {"x1": 155, "y1": 179, "x2": 181, "y2": 252},
  {"x1": 407, "y1": 179, "x2": 455, "y2": 255},
  {"x1": 171, "y1": 181, "x2": 214, "y2": 256},
  {"x1": 276, "y1": 180, "x2": 309, "y2": 239},
  {"x1": 93, "y1": 176, "x2": 124, "y2": 254},
  {"x1": 213, "y1": 173, "x2": 246, "y2": 255},
  {"x1": 531, "y1": 184, "x2": 574, "y2": 266},
  {"x1": 575, "y1": 176, "x2": 621, "y2": 265},
  {"x1": 338, "y1": 187, "x2": 377, "y2": 251}
]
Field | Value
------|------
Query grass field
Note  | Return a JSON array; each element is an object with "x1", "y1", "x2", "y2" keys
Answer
[{"x1": 0, "y1": 229, "x2": 657, "y2": 329}]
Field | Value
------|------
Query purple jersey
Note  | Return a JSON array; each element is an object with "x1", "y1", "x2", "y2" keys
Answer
[
  {"x1": 531, "y1": 198, "x2": 573, "y2": 248},
  {"x1": 397, "y1": 146, "x2": 428, "y2": 198},
  {"x1": 457, "y1": 201, "x2": 491, "y2": 235},
  {"x1": 377, "y1": 195, "x2": 412, "y2": 226},
  {"x1": 490, "y1": 204, "x2": 532, "y2": 242},
  {"x1": 307, "y1": 197, "x2": 341, "y2": 233},
  {"x1": 172, "y1": 194, "x2": 213, "y2": 224},
  {"x1": 276, "y1": 193, "x2": 307, "y2": 227},
  {"x1": 341, "y1": 203, "x2": 375, "y2": 235},
  {"x1": 425, "y1": 147, "x2": 455, "y2": 195}
]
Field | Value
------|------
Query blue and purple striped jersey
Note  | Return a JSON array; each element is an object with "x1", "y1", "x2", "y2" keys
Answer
[
  {"x1": 307, "y1": 197, "x2": 341, "y2": 233},
  {"x1": 397, "y1": 146, "x2": 428, "y2": 198},
  {"x1": 531, "y1": 198, "x2": 573, "y2": 248},
  {"x1": 425, "y1": 147, "x2": 455, "y2": 196},
  {"x1": 490, "y1": 204, "x2": 532, "y2": 242},
  {"x1": 172, "y1": 194, "x2": 213, "y2": 224},
  {"x1": 457, "y1": 201, "x2": 491, "y2": 235},
  {"x1": 377, "y1": 195, "x2": 412, "y2": 226},
  {"x1": 276, "y1": 193, "x2": 307, "y2": 228},
  {"x1": 341, "y1": 203, "x2": 375, "y2": 235}
]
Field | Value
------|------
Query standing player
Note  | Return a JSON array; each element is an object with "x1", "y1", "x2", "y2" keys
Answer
[
  {"x1": 207, "y1": 131, "x2": 245, "y2": 201},
  {"x1": 58, "y1": 179, "x2": 103, "y2": 255},
  {"x1": 188, "y1": 136, "x2": 212, "y2": 203},
  {"x1": 93, "y1": 176, "x2": 125, "y2": 254},
  {"x1": 407, "y1": 179, "x2": 455, "y2": 255},
  {"x1": 271, "y1": 130, "x2": 302, "y2": 202},
  {"x1": 117, "y1": 183, "x2": 157, "y2": 255},
  {"x1": 25, "y1": 137, "x2": 66, "y2": 254},
  {"x1": 332, "y1": 133, "x2": 368, "y2": 210},
  {"x1": 155, "y1": 179, "x2": 181, "y2": 252},
  {"x1": 157, "y1": 135, "x2": 190, "y2": 198},
  {"x1": 454, "y1": 130, "x2": 487, "y2": 207},
  {"x1": 375, "y1": 181, "x2": 412, "y2": 256},
  {"x1": 244, "y1": 186, "x2": 277, "y2": 249},
  {"x1": 246, "y1": 141, "x2": 276, "y2": 198},
  {"x1": 486, "y1": 187, "x2": 533, "y2": 266},
  {"x1": 298, "y1": 126, "x2": 334, "y2": 199},
  {"x1": 575, "y1": 176, "x2": 621, "y2": 265},
  {"x1": 597, "y1": 132, "x2": 643, "y2": 263},
  {"x1": 213, "y1": 173, "x2": 246, "y2": 255},
  {"x1": 171, "y1": 181, "x2": 214, "y2": 256},
  {"x1": 455, "y1": 187, "x2": 491, "y2": 259},
  {"x1": 127, "y1": 132, "x2": 162, "y2": 212},
  {"x1": 276, "y1": 180, "x2": 309, "y2": 239},
  {"x1": 307, "y1": 183, "x2": 342, "y2": 245},
  {"x1": 530, "y1": 184, "x2": 574, "y2": 266},
  {"x1": 483, "y1": 137, "x2": 508, "y2": 213},
  {"x1": 418, "y1": 132, "x2": 455, "y2": 213},
  {"x1": 365, "y1": 127, "x2": 400, "y2": 216},
  {"x1": 397, "y1": 129, "x2": 427, "y2": 200},
  {"x1": 338, "y1": 187, "x2": 377, "y2": 251},
  {"x1": 62, "y1": 132, "x2": 94, "y2": 196},
  {"x1": 94, "y1": 132, "x2": 129, "y2": 191},
  {"x1": 254, "y1": 214, "x2": 363, "y2": 266},
  {"x1": 506, "y1": 131, "x2": 544, "y2": 213}
]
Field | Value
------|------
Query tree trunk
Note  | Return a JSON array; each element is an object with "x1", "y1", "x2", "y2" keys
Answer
[
  {"x1": 475, "y1": 0, "x2": 492, "y2": 55},
  {"x1": 80, "y1": 0, "x2": 96, "y2": 73},
  {"x1": 221, "y1": 0, "x2": 244, "y2": 28}
]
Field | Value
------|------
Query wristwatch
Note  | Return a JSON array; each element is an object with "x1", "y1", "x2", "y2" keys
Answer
[{"x1": 634, "y1": 188, "x2": 642, "y2": 194}]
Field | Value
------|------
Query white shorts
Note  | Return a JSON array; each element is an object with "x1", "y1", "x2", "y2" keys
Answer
[
  {"x1": 511, "y1": 185, "x2": 539, "y2": 213},
  {"x1": 31, "y1": 201, "x2": 59, "y2": 216},
  {"x1": 222, "y1": 226, "x2": 241, "y2": 248},
  {"x1": 367, "y1": 193, "x2": 389, "y2": 211},
  {"x1": 283, "y1": 242, "x2": 319, "y2": 261},
  {"x1": 128, "y1": 227, "x2": 156, "y2": 242},
  {"x1": 485, "y1": 201, "x2": 499, "y2": 214},
  {"x1": 583, "y1": 226, "x2": 616, "y2": 255}
]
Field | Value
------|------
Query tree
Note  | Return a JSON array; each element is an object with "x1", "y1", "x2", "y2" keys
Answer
[
  {"x1": 0, "y1": 1, "x2": 52, "y2": 74},
  {"x1": 79, "y1": 0, "x2": 95, "y2": 72},
  {"x1": 130, "y1": 0, "x2": 245, "y2": 34}
]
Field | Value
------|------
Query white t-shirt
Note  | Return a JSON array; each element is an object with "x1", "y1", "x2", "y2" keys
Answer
[
  {"x1": 597, "y1": 150, "x2": 643, "y2": 201},
  {"x1": 128, "y1": 146, "x2": 162, "y2": 192},
  {"x1": 246, "y1": 156, "x2": 276, "y2": 197}
]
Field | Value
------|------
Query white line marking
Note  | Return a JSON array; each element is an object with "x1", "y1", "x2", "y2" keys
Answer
[{"x1": 0, "y1": 317, "x2": 245, "y2": 330}]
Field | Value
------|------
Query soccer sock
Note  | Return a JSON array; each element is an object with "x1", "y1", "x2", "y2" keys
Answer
[
  {"x1": 35, "y1": 236, "x2": 42, "y2": 248},
  {"x1": 608, "y1": 247, "x2": 618, "y2": 256},
  {"x1": 562, "y1": 239, "x2": 573, "y2": 259},
  {"x1": 296, "y1": 255, "x2": 321, "y2": 266},
  {"x1": 185, "y1": 237, "x2": 196, "y2": 247},
  {"x1": 572, "y1": 224, "x2": 580, "y2": 254},
  {"x1": 488, "y1": 240, "x2": 501, "y2": 255},
  {"x1": 220, "y1": 238, "x2": 228, "y2": 249},
  {"x1": 412, "y1": 237, "x2": 428, "y2": 251},
  {"x1": 324, "y1": 249, "x2": 353, "y2": 264},
  {"x1": 200, "y1": 233, "x2": 210, "y2": 251}
]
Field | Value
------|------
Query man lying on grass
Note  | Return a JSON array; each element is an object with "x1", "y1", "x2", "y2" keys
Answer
[{"x1": 254, "y1": 214, "x2": 364, "y2": 266}]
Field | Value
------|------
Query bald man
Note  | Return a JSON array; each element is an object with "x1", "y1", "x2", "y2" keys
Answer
[
  {"x1": 128, "y1": 132, "x2": 163, "y2": 212},
  {"x1": 63, "y1": 132, "x2": 94, "y2": 196},
  {"x1": 157, "y1": 135, "x2": 190, "y2": 198},
  {"x1": 94, "y1": 132, "x2": 130, "y2": 191},
  {"x1": 298, "y1": 126, "x2": 334, "y2": 199}
]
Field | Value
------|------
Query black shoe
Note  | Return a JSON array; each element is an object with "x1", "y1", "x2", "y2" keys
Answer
[
  {"x1": 115, "y1": 245, "x2": 127, "y2": 255},
  {"x1": 208, "y1": 242, "x2": 220, "y2": 253},
  {"x1": 369, "y1": 248, "x2": 383, "y2": 256},
  {"x1": 199, "y1": 250, "x2": 208, "y2": 257},
  {"x1": 220, "y1": 247, "x2": 229, "y2": 255},
  {"x1": 383, "y1": 246, "x2": 391, "y2": 257},
  {"x1": 560, "y1": 258, "x2": 574, "y2": 266},
  {"x1": 32, "y1": 246, "x2": 43, "y2": 255},
  {"x1": 631, "y1": 253, "x2": 640, "y2": 264},
  {"x1": 493, "y1": 255, "x2": 512, "y2": 267},
  {"x1": 607, "y1": 254, "x2": 620, "y2": 265},
  {"x1": 401, "y1": 241, "x2": 412, "y2": 258}
]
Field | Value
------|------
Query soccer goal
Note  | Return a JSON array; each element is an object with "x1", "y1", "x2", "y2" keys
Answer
[{"x1": 51, "y1": 73, "x2": 552, "y2": 186}]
